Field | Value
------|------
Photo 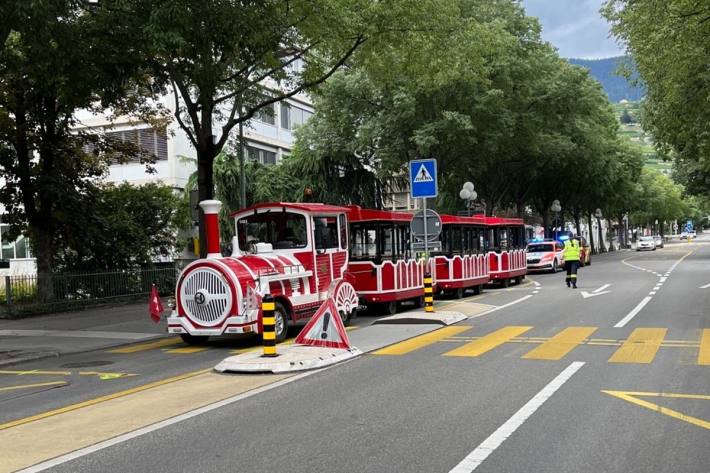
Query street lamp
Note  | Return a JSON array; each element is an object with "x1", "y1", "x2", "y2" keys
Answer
[
  {"x1": 550, "y1": 200, "x2": 561, "y2": 239},
  {"x1": 459, "y1": 181, "x2": 477, "y2": 216},
  {"x1": 595, "y1": 208, "x2": 604, "y2": 253}
]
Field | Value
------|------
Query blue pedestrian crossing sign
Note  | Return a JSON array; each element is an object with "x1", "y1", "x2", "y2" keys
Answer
[{"x1": 409, "y1": 159, "x2": 438, "y2": 198}]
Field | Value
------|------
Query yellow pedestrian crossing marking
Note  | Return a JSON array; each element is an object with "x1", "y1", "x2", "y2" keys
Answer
[
  {"x1": 699, "y1": 329, "x2": 710, "y2": 366},
  {"x1": 108, "y1": 337, "x2": 182, "y2": 353},
  {"x1": 444, "y1": 326, "x2": 532, "y2": 358},
  {"x1": 608, "y1": 328, "x2": 667, "y2": 364},
  {"x1": 374, "y1": 326, "x2": 471, "y2": 356},
  {"x1": 522, "y1": 327, "x2": 597, "y2": 361}
]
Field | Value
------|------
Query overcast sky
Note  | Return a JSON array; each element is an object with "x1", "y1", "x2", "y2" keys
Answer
[{"x1": 521, "y1": 0, "x2": 625, "y2": 59}]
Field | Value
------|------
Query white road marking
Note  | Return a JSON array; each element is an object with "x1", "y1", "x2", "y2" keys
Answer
[
  {"x1": 614, "y1": 296, "x2": 652, "y2": 328},
  {"x1": 593, "y1": 284, "x2": 611, "y2": 293},
  {"x1": 580, "y1": 290, "x2": 611, "y2": 299},
  {"x1": 532, "y1": 281, "x2": 541, "y2": 288},
  {"x1": 532, "y1": 290, "x2": 540, "y2": 294},
  {"x1": 16, "y1": 368, "x2": 328, "y2": 473},
  {"x1": 448, "y1": 361, "x2": 585, "y2": 473},
  {"x1": 649, "y1": 291, "x2": 656, "y2": 295},
  {"x1": 468, "y1": 295, "x2": 533, "y2": 320},
  {"x1": 700, "y1": 283, "x2": 710, "y2": 289},
  {"x1": 659, "y1": 277, "x2": 667, "y2": 282}
]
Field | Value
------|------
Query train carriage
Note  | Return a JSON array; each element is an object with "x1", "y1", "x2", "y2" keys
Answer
[
  {"x1": 346, "y1": 205, "x2": 425, "y2": 315},
  {"x1": 484, "y1": 216, "x2": 527, "y2": 287},
  {"x1": 433, "y1": 214, "x2": 490, "y2": 298}
]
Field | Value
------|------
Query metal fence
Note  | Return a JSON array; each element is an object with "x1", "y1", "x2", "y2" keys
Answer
[{"x1": 0, "y1": 266, "x2": 179, "y2": 318}]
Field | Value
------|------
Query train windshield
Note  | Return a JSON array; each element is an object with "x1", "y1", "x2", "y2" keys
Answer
[{"x1": 237, "y1": 212, "x2": 308, "y2": 251}]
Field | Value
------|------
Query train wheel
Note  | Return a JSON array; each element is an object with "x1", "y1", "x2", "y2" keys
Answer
[
  {"x1": 501, "y1": 278, "x2": 510, "y2": 288},
  {"x1": 413, "y1": 296, "x2": 424, "y2": 308},
  {"x1": 180, "y1": 333, "x2": 209, "y2": 345},
  {"x1": 472, "y1": 285, "x2": 482, "y2": 295},
  {"x1": 383, "y1": 301, "x2": 398, "y2": 315},
  {"x1": 331, "y1": 280, "x2": 359, "y2": 327},
  {"x1": 454, "y1": 287, "x2": 464, "y2": 299},
  {"x1": 274, "y1": 302, "x2": 289, "y2": 342}
]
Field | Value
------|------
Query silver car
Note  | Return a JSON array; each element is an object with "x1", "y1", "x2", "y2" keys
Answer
[
  {"x1": 637, "y1": 236, "x2": 656, "y2": 251},
  {"x1": 653, "y1": 235, "x2": 664, "y2": 248}
]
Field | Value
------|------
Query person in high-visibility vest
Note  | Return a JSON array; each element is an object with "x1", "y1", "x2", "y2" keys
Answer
[{"x1": 563, "y1": 232, "x2": 581, "y2": 288}]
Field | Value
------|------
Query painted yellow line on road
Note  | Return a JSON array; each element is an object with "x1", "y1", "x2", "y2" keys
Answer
[
  {"x1": 609, "y1": 328, "x2": 667, "y2": 364},
  {"x1": 164, "y1": 346, "x2": 210, "y2": 354},
  {"x1": 0, "y1": 368, "x2": 210, "y2": 432},
  {"x1": 522, "y1": 327, "x2": 597, "y2": 361},
  {"x1": 78, "y1": 372, "x2": 138, "y2": 380},
  {"x1": 602, "y1": 390, "x2": 710, "y2": 431},
  {"x1": 373, "y1": 326, "x2": 471, "y2": 356},
  {"x1": 0, "y1": 370, "x2": 71, "y2": 376},
  {"x1": 444, "y1": 326, "x2": 532, "y2": 358},
  {"x1": 0, "y1": 381, "x2": 67, "y2": 392},
  {"x1": 699, "y1": 329, "x2": 710, "y2": 366},
  {"x1": 108, "y1": 337, "x2": 182, "y2": 353}
]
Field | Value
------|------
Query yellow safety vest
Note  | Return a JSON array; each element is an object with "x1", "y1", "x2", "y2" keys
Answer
[{"x1": 563, "y1": 239, "x2": 581, "y2": 261}]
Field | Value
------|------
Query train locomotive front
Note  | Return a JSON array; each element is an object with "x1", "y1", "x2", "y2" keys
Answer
[{"x1": 166, "y1": 201, "x2": 359, "y2": 344}]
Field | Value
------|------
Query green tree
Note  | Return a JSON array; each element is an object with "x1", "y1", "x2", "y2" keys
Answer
[
  {"x1": 0, "y1": 1, "x2": 150, "y2": 300},
  {"x1": 604, "y1": 1, "x2": 710, "y2": 180},
  {"x1": 55, "y1": 183, "x2": 181, "y2": 271},
  {"x1": 117, "y1": 0, "x2": 448, "y2": 256}
]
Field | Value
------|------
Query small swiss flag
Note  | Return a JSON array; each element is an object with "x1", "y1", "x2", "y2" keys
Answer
[{"x1": 148, "y1": 285, "x2": 164, "y2": 324}]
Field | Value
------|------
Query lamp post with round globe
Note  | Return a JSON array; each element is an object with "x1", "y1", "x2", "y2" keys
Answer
[{"x1": 459, "y1": 181, "x2": 477, "y2": 216}]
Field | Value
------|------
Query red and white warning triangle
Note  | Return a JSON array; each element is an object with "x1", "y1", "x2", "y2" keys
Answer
[{"x1": 295, "y1": 298, "x2": 351, "y2": 349}]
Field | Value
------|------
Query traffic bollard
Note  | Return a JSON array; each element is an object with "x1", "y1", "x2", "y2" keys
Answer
[
  {"x1": 424, "y1": 273, "x2": 434, "y2": 313},
  {"x1": 262, "y1": 294, "x2": 278, "y2": 357}
]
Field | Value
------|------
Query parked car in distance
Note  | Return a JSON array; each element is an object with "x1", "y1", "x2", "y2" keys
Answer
[
  {"x1": 637, "y1": 236, "x2": 656, "y2": 251},
  {"x1": 653, "y1": 235, "x2": 664, "y2": 248},
  {"x1": 526, "y1": 240, "x2": 564, "y2": 273}
]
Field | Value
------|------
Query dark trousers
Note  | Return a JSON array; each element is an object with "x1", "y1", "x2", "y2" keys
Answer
[{"x1": 566, "y1": 260, "x2": 579, "y2": 285}]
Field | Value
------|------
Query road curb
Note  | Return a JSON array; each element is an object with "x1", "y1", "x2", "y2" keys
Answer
[{"x1": 0, "y1": 351, "x2": 59, "y2": 367}]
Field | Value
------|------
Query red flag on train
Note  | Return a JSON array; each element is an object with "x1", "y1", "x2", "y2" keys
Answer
[
  {"x1": 148, "y1": 285, "x2": 164, "y2": 323},
  {"x1": 294, "y1": 298, "x2": 351, "y2": 349}
]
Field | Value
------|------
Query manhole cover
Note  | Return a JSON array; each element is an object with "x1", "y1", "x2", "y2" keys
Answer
[{"x1": 61, "y1": 360, "x2": 114, "y2": 368}]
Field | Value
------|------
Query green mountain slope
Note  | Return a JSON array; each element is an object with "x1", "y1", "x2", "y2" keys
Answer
[{"x1": 568, "y1": 56, "x2": 645, "y2": 103}]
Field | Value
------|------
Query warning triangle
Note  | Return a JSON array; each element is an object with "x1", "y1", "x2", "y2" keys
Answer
[
  {"x1": 413, "y1": 164, "x2": 434, "y2": 183},
  {"x1": 295, "y1": 298, "x2": 351, "y2": 349},
  {"x1": 602, "y1": 390, "x2": 710, "y2": 431}
]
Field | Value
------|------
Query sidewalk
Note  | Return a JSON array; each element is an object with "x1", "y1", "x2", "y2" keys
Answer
[{"x1": 0, "y1": 301, "x2": 167, "y2": 367}]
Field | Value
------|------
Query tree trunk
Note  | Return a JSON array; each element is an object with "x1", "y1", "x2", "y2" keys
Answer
[
  {"x1": 196, "y1": 145, "x2": 216, "y2": 258},
  {"x1": 32, "y1": 228, "x2": 55, "y2": 302},
  {"x1": 542, "y1": 210, "x2": 550, "y2": 239},
  {"x1": 588, "y1": 213, "x2": 596, "y2": 254},
  {"x1": 573, "y1": 210, "x2": 582, "y2": 238},
  {"x1": 597, "y1": 216, "x2": 605, "y2": 253}
]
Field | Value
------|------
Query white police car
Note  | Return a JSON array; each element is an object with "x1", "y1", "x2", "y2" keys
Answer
[{"x1": 526, "y1": 239, "x2": 565, "y2": 273}]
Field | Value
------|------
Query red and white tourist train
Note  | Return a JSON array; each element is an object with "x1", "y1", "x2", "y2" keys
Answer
[{"x1": 167, "y1": 200, "x2": 527, "y2": 343}]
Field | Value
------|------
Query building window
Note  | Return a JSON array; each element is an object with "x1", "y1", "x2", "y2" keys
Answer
[
  {"x1": 99, "y1": 127, "x2": 168, "y2": 163},
  {"x1": 255, "y1": 104, "x2": 276, "y2": 125},
  {"x1": 246, "y1": 145, "x2": 277, "y2": 166},
  {"x1": 0, "y1": 224, "x2": 31, "y2": 260},
  {"x1": 279, "y1": 103, "x2": 312, "y2": 131}
]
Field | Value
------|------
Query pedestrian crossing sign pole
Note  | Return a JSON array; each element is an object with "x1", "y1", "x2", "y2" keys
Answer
[{"x1": 409, "y1": 158, "x2": 438, "y2": 274}]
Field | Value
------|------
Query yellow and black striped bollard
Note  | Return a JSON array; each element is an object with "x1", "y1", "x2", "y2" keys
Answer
[
  {"x1": 424, "y1": 273, "x2": 434, "y2": 313},
  {"x1": 262, "y1": 294, "x2": 278, "y2": 357}
]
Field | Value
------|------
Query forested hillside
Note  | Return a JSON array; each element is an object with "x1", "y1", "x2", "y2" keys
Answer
[{"x1": 569, "y1": 56, "x2": 645, "y2": 103}]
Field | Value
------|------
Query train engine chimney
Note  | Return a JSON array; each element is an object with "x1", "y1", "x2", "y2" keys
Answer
[{"x1": 199, "y1": 200, "x2": 222, "y2": 259}]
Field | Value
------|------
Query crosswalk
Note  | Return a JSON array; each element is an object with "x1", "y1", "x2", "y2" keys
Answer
[
  {"x1": 107, "y1": 326, "x2": 710, "y2": 366},
  {"x1": 373, "y1": 326, "x2": 710, "y2": 366}
]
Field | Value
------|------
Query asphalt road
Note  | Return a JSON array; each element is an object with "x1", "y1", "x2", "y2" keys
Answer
[{"x1": 3, "y1": 238, "x2": 709, "y2": 473}]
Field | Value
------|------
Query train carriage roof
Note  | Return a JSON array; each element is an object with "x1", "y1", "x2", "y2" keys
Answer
[
  {"x1": 230, "y1": 202, "x2": 350, "y2": 217},
  {"x1": 346, "y1": 205, "x2": 413, "y2": 223}
]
